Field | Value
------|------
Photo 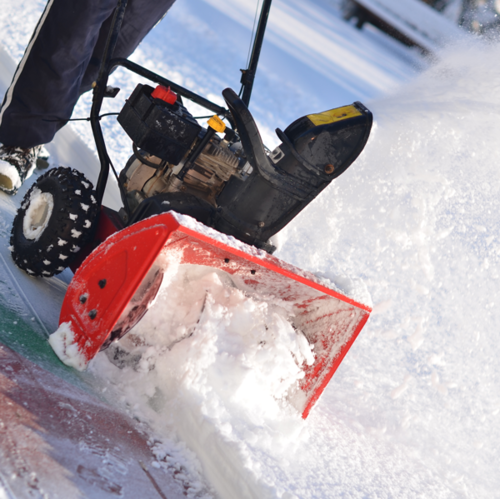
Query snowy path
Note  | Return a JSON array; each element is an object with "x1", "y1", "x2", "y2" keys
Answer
[
  {"x1": 1, "y1": 0, "x2": 500, "y2": 498},
  {"x1": 0, "y1": 342, "x2": 191, "y2": 499}
]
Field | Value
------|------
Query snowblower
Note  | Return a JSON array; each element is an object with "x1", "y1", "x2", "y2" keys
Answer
[{"x1": 9, "y1": 0, "x2": 372, "y2": 418}]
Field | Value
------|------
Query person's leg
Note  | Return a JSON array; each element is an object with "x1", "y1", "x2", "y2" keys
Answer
[
  {"x1": 0, "y1": 0, "x2": 176, "y2": 194},
  {"x1": 0, "y1": 0, "x2": 177, "y2": 148},
  {"x1": 0, "y1": 0, "x2": 118, "y2": 149},
  {"x1": 80, "y1": 0, "x2": 177, "y2": 94}
]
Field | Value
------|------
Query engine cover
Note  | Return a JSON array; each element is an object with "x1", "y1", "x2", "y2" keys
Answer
[{"x1": 118, "y1": 84, "x2": 201, "y2": 165}]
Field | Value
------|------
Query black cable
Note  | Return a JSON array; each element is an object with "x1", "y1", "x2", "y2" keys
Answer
[
  {"x1": 42, "y1": 112, "x2": 120, "y2": 123},
  {"x1": 193, "y1": 114, "x2": 228, "y2": 120}
]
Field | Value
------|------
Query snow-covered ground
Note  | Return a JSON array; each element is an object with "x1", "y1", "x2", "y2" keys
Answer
[{"x1": 2, "y1": 0, "x2": 500, "y2": 497}]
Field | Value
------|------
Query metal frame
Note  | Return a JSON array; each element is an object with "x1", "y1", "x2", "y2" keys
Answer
[
  {"x1": 240, "y1": 0, "x2": 273, "y2": 107},
  {"x1": 91, "y1": 0, "x2": 273, "y2": 206}
]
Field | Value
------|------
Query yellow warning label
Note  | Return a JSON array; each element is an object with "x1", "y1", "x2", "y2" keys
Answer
[
  {"x1": 208, "y1": 115, "x2": 226, "y2": 133},
  {"x1": 307, "y1": 105, "x2": 361, "y2": 127}
]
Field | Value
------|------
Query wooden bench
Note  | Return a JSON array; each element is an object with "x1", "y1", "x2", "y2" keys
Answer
[{"x1": 342, "y1": 0, "x2": 466, "y2": 55}]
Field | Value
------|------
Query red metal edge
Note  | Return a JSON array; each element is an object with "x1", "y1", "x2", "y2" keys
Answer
[
  {"x1": 59, "y1": 213, "x2": 182, "y2": 364},
  {"x1": 300, "y1": 311, "x2": 370, "y2": 419},
  {"x1": 173, "y1": 222, "x2": 372, "y2": 313}
]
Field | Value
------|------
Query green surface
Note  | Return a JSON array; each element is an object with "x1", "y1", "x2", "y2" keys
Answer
[
  {"x1": 0, "y1": 286, "x2": 102, "y2": 397},
  {"x1": 0, "y1": 184, "x2": 104, "y2": 397}
]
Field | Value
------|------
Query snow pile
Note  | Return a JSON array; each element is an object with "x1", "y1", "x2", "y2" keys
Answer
[
  {"x1": 91, "y1": 263, "x2": 313, "y2": 498},
  {"x1": 49, "y1": 321, "x2": 88, "y2": 371},
  {"x1": 313, "y1": 269, "x2": 372, "y2": 307},
  {"x1": 276, "y1": 36, "x2": 500, "y2": 496}
]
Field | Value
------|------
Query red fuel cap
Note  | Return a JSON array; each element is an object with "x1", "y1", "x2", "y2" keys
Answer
[{"x1": 151, "y1": 85, "x2": 177, "y2": 105}]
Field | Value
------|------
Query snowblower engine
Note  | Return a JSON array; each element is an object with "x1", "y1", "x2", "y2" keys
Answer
[{"x1": 117, "y1": 84, "x2": 372, "y2": 252}]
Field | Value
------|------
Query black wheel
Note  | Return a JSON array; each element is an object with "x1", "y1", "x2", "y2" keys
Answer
[{"x1": 10, "y1": 166, "x2": 99, "y2": 277}]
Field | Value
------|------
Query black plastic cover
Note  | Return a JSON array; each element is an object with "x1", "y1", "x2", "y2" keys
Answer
[
  {"x1": 117, "y1": 84, "x2": 201, "y2": 165},
  {"x1": 214, "y1": 89, "x2": 372, "y2": 251}
]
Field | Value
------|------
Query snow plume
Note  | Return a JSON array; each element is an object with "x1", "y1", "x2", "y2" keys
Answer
[
  {"x1": 276, "y1": 37, "x2": 500, "y2": 496},
  {"x1": 91, "y1": 263, "x2": 312, "y2": 498}
]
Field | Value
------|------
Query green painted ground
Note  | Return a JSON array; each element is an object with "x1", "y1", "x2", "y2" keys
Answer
[
  {"x1": 0, "y1": 262, "x2": 103, "y2": 397},
  {"x1": 0, "y1": 181, "x2": 107, "y2": 401}
]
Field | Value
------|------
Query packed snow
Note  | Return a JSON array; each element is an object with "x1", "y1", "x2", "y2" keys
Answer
[
  {"x1": 97, "y1": 263, "x2": 316, "y2": 498},
  {"x1": 49, "y1": 321, "x2": 89, "y2": 371},
  {"x1": 21, "y1": 187, "x2": 54, "y2": 241},
  {"x1": 1, "y1": 0, "x2": 500, "y2": 498}
]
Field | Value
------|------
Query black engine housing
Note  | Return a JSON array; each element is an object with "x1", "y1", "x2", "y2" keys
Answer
[
  {"x1": 214, "y1": 89, "x2": 372, "y2": 250},
  {"x1": 118, "y1": 85, "x2": 372, "y2": 253}
]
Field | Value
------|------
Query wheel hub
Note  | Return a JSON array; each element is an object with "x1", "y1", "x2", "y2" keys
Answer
[{"x1": 23, "y1": 188, "x2": 55, "y2": 241}]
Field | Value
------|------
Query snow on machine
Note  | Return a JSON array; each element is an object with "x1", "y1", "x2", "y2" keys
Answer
[{"x1": 9, "y1": 0, "x2": 372, "y2": 418}]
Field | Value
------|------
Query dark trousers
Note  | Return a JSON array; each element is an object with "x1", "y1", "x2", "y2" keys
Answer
[{"x1": 0, "y1": 0, "x2": 176, "y2": 149}]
